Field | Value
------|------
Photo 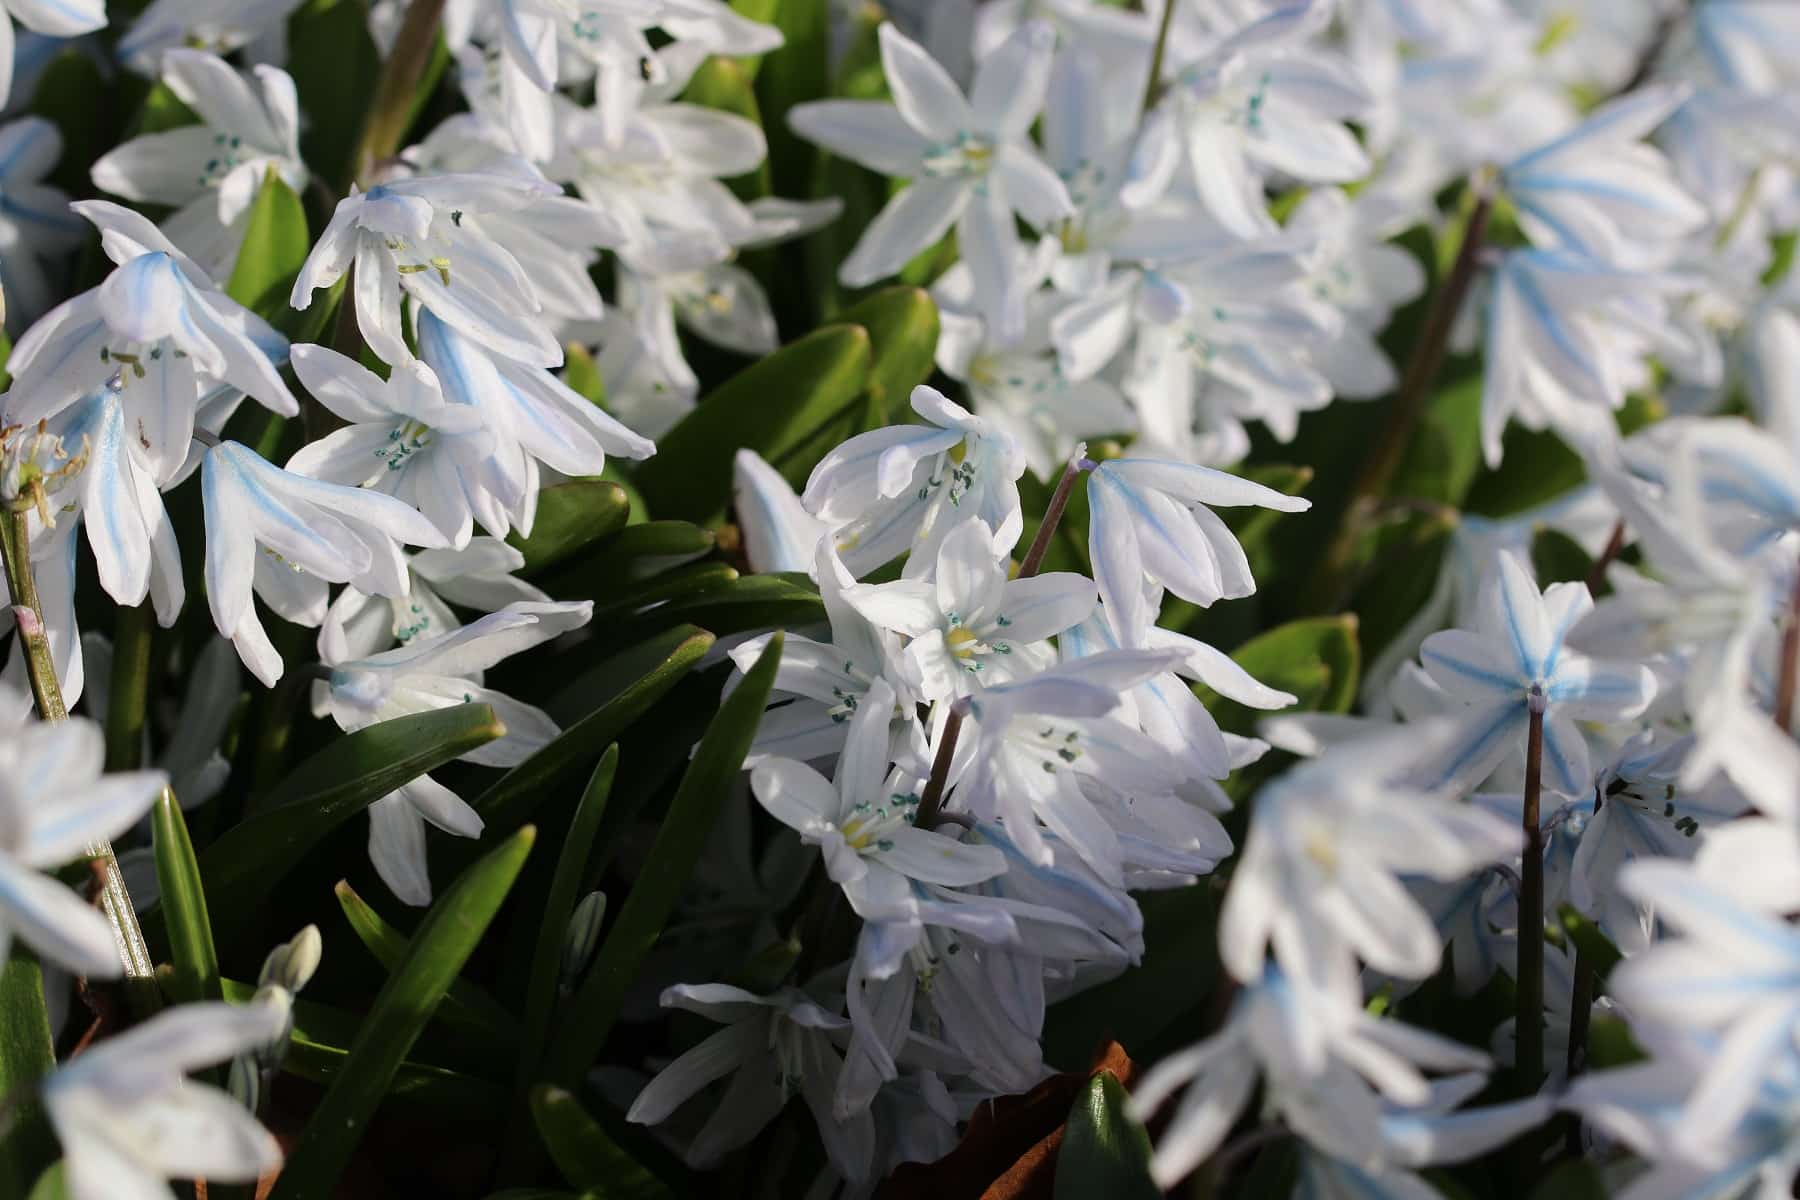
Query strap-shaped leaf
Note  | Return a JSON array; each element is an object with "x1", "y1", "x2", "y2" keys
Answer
[
  {"x1": 1055, "y1": 1073, "x2": 1160, "y2": 1200},
  {"x1": 268, "y1": 827, "x2": 536, "y2": 1200},
  {"x1": 0, "y1": 953, "x2": 56, "y2": 1195},
  {"x1": 285, "y1": 0, "x2": 380, "y2": 188},
  {"x1": 474, "y1": 628, "x2": 714, "y2": 836},
  {"x1": 633, "y1": 325, "x2": 871, "y2": 521},
  {"x1": 1557, "y1": 905, "x2": 1623, "y2": 982},
  {"x1": 547, "y1": 634, "x2": 784, "y2": 1082},
  {"x1": 829, "y1": 287, "x2": 938, "y2": 424},
  {"x1": 221, "y1": 979, "x2": 506, "y2": 1117},
  {"x1": 531, "y1": 1086, "x2": 671, "y2": 1199},
  {"x1": 539, "y1": 522, "x2": 716, "y2": 599},
  {"x1": 24, "y1": 1162, "x2": 64, "y2": 1200},
  {"x1": 604, "y1": 574, "x2": 823, "y2": 650},
  {"x1": 588, "y1": 563, "x2": 739, "y2": 620},
  {"x1": 333, "y1": 881, "x2": 519, "y2": 1047},
  {"x1": 225, "y1": 171, "x2": 310, "y2": 317},
  {"x1": 508, "y1": 480, "x2": 631, "y2": 577},
  {"x1": 755, "y1": 0, "x2": 829, "y2": 197},
  {"x1": 197, "y1": 703, "x2": 504, "y2": 948},
  {"x1": 516, "y1": 750, "x2": 617, "y2": 1095},
  {"x1": 150, "y1": 786, "x2": 220, "y2": 1005}
]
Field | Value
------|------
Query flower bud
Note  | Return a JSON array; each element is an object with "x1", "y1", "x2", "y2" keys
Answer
[
  {"x1": 258, "y1": 924, "x2": 323, "y2": 993},
  {"x1": 558, "y1": 891, "x2": 607, "y2": 994}
]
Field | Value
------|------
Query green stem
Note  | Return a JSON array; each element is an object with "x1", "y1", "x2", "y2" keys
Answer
[
  {"x1": 1142, "y1": 0, "x2": 1179, "y2": 113},
  {"x1": 105, "y1": 602, "x2": 153, "y2": 772},
  {"x1": 1308, "y1": 168, "x2": 1497, "y2": 612},
  {"x1": 351, "y1": 0, "x2": 449, "y2": 188},
  {"x1": 1517, "y1": 686, "x2": 1546, "y2": 1096},
  {"x1": 1, "y1": 509, "x2": 157, "y2": 991}
]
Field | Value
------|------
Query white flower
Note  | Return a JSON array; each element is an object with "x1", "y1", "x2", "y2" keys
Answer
[
  {"x1": 1140, "y1": 2, "x2": 1372, "y2": 237},
  {"x1": 1131, "y1": 963, "x2": 1491, "y2": 1189},
  {"x1": 324, "y1": 600, "x2": 590, "y2": 905},
  {"x1": 1085, "y1": 455, "x2": 1309, "y2": 645},
  {"x1": 199, "y1": 439, "x2": 451, "y2": 686},
  {"x1": 1220, "y1": 723, "x2": 1522, "y2": 993},
  {"x1": 285, "y1": 344, "x2": 527, "y2": 549},
  {"x1": 952, "y1": 649, "x2": 1188, "y2": 884},
  {"x1": 847, "y1": 517, "x2": 1095, "y2": 705},
  {"x1": 749, "y1": 677, "x2": 1006, "y2": 921},
  {"x1": 1475, "y1": 247, "x2": 1676, "y2": 467},
  {"x1": 1607, "y1": 856, "x2": 1800, "y2": 1156},
  {"x1": 0, "y1": 118, "x2": 87, "y2": 331},
  {"x1": 118, "y1": 0, "x2": 305, "y2": 75},
  {"x1": 1501, "y1": 82, "x2": 1707, "y2": 269},
  {"x1": 626, "y1": 982, "x2": 874, "y2": 1181},
  {"x1": 1414, "y1": 549, "x2": 1657, "y2": 796},
  {"x1": 415, "y1": 307, "x2": 655, "y2": 482},
  {"x1": 45, "y1": 1001, "x2": 286, "y2": 1200},
  {"x1": 90, "y1": 50, "x2": 308, "y2": 279},
  {"x1": 5, "y1": 201, "x2": 297, "y2": 483},
  {"x1": 790, "y1": 20, "x2": 1073, "y2": 340},
  {"x1": 50, "y1": 383, "x2": 185, "y2": 624},
  {"x1": 289, "y1": 166, "x2": 562, "y2": 370},
  {"x1": 0, "y1": 690, "x2": 167, "y2": 976},
  {"x1": 732, "y1": 448, "x2": 828, "y2": 577},
  {"x1": 0, "y1": 0, "x2": 105, "y2": 106},
  {"x1": 804, "y1": 385, "x2": 1025, "y2": 580},
  {"x1": 729, "y1": 542, "x2": 924, "y2": 768},
  {"x1": 317, "y1": 537, "x2": 548, "y2": 667}
]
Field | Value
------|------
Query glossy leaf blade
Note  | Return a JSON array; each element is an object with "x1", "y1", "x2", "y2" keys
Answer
[
  {"x1": 530, "y1": 1085, "x2": 670, "y2": 1200},
  {"x1": 225, "y1": 170, "x2": 310, "y2": 317},
  {"x1": 1054, "y1": 1073, "x2": 1159, "y2": 1200},
  {"x1": 268, "y1": 827, "x2": 536, "y2": 1200},
  {"x1": 547, "y1": 634, "x2": 784, "y2": 1082},
  {"x1": 150, "y1": 786, "x2": 221, "y2": 1005},
  {"x1": 198, "y1": 703, "x2": 503, "y2": 948}
]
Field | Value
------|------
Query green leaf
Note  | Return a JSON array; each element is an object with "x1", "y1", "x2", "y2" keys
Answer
[
  {"x1": 29, "y1": 52, "x2": 107, "y2": 196},
  {"x1": 0, "y1": 953, "x2": 56, "y2": 1196},
  {"x1": 1557, "y1": 905, "x2": 1623, "y2": 983},
  {"x1": 1390, "y1": 371, "x2": 1484, "y2": 507},
  {"x1": 286, "y1": 0, "x2": 381, "y2": 188},
  {"x1": 601, "y1": 574, "x2": 824, "y2": 651},
  {"x1": 269, "y1": 827, "x2": 536, "y2": 1200},
  {"x1": 333, "y1": 881, "x2": 519, "y2": 1047},
  {"x1": 547, "y1": 634, "x2": 784, "y2": 1083},
  {"x1": 225, "y1": 171, "x2": 311, "y2": 317},
  {"x1": 828, "y1": 286, "x2": 939, "y2": 424},
  {"x1": 588, "y1": 562, "x2": 739, "y2": 619},
  {"x1": 531, "y1": 1086, "x2": 672, "y2": 1199},
  {"x1": 563, "y1": 343, "x2": 606, "y2": 407},
  {"x1": 1195, "y1": 615, "x2": 1362, "y2": 736},
  {"x1": 195, "y1": 703, "x2": 504, "y2": 948},
  {"x1": 130, "y1": 81, "x2": 200, "y2": 136},
  {"x1": 755, "y1": 0, "x2": 829, "y2": 198},
  {"x1": 542, "y1": 523, "x2": 715, "y2": 598},
  {"x1": 150, "y1": 786, "x2": 221, "y2": 1005},
  {"x1": 221, "y1": 979, "x2": 507, "y2": 1117},
  {"x1": 681, "y1": 59, "x2": 770, "y2": 202},
  {"x1": 470, "y1": 629, "x2": 714, "y2": 848},
  {"x1": 1054, "y1": 1073, "x2": 1159, "y2": 1200},
  {"x1": 1533, "y1": 528, "x2": 1592, "y2": 586},
  {"x1": 507, "y1": 480, "x2": 631, "y2": 576},
  {"x1": 1585, "y1": 1015, "x2": 1645, "y2": 1069},
  {"x1": 24, "y1": 1161, "x2": 65, "y2": 1200},
  {"x1": 516, "y1": 751, "x2": 618, "y2": 1097},
  {"x1": 634, "y1": 325, "x2": 872, "y2": 521},
  {"x1": 1528, "y1": 1162, "x2": 1607, "y2": 1200}
]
